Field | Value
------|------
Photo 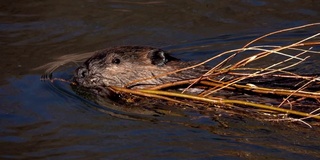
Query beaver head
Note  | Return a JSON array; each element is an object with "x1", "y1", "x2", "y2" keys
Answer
[{"x1": 73, "y1": 46, "x2": 207, "y2": 97}]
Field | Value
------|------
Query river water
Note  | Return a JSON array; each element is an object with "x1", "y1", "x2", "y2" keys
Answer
[{"x1": 1, "y1": 0, "x2": 320, "y2": 159}]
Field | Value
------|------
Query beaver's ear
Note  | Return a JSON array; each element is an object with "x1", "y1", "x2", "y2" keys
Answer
[{"x1": 147, "y1": 49, "x2": 178, "y2": 66}]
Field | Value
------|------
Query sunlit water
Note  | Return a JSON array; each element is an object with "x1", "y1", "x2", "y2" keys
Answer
[{"x1": 1, "y1": 1, "x2": 320, "y2": 159}]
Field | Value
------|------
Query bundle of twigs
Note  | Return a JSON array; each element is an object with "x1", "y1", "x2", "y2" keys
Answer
[{"x1": 111, "y1": 23, "x2": 320, "y2": 127}]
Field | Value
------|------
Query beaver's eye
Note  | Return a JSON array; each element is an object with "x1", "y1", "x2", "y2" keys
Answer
[{"x1": 111, "y1": 58, "x2": 120, "y2": 64}]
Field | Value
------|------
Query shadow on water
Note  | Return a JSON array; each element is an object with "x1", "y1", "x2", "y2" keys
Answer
[{"x1": 1, "y1": 0, "x2": 320, "y2": 159}]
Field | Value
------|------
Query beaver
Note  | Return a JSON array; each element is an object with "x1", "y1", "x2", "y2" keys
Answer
[
  {"x1": 73, "y1": 46, "x2": 208, "y2": 98},
  {"x1": 50, "y1": 45, "x2": 320, "y2": 121}
]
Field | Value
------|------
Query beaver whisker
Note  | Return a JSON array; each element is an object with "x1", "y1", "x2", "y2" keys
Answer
[{"x1": 35, "y1": 51, "x2": 96, "y2": 76}]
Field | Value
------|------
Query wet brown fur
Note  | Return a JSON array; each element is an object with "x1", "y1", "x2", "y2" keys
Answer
[{"x1": 73, "y1": 46, "x2": 208, "y2": 90}]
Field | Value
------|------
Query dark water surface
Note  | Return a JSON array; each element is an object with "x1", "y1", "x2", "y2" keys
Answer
[{"x1": 1, "y1": 0, "x2": 320, "y2": 159}]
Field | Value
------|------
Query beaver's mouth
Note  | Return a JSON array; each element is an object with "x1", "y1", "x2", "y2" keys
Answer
[
  {"x1": 74, "y1": 74, "x2": 105, "y2": 87},
  {"x1": 73, "y1": 66, "x2": 104, "y2": 88},
  {"x1": 71, "y1": 81, "x2": 118, "y2": 100},
  {"x1": 73, "y1": 67, "x2": 116, "y2": 99}
]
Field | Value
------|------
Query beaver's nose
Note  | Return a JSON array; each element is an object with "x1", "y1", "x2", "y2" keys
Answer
[{"x1": 75, "y1": 66, "x2": 88, "y2": 78}]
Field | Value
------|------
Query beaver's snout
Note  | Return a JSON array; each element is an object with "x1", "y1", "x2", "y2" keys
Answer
[
  {"x1": 73, "y1": 66, "x2": 87, "y2": 85},
  {"x1": 75, "y1": 66, "x2": 88, "y2": 79},
  {"x1": 73, "y1": 65, "x2": 103, "y2": 87}
]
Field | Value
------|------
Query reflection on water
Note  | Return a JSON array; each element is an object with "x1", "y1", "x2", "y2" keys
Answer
[{"x1": 1, "y1": 0, "x2": 320, "y2": 159}]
